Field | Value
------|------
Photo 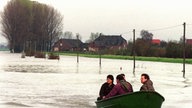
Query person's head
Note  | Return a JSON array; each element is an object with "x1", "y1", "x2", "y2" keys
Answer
[
  {"x1": 116, "y1": 74, "x2": 124, "y2": 83},
  {"x1": 120, "y1": 73, "x2": 125, "y2": 80},
  {"x1": 141, "y1": 73, "x2": 150, "y2": 84},
  {"x1": 107, "y1": 75, "x2": 114, "y2": 84}
]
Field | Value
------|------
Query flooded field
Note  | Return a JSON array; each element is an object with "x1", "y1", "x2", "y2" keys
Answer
[{"x1": 0, "y1": 51, "x2": 192, "y2": 108}]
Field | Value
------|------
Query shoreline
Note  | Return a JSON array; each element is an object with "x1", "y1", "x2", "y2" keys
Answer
[
  {"x1": 1, "y1": 51, "x2": 191, "y2": 64},
  {"x1": 57, "y1": 52, "x2": 192, "y2": 64}
]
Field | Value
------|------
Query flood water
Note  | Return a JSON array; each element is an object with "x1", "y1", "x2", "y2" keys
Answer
[{"x1": 0, "y1": 51, "x2": 192, "y2": 108}]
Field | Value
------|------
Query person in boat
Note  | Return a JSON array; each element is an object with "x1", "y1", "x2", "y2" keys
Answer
[
  {"x1": 104, "y1": 74, "x2": 133, "y2": 99},
  {"x1": 120, "y1": 73, "x2": 133, "y2": 92},
  {"x1": 120, "y1": 73, "x2": 126, "y2": 79},
  {"x1": 97, "y1": 75, "x2": 115, "y2": 100},
  {"x1": 140, "y1": 73, "x2": 155, "y2": 91}
]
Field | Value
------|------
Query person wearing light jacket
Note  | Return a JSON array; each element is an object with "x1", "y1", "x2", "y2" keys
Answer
[{"x1": 140, "y1": 73, "x2": 155, "y2": 91}]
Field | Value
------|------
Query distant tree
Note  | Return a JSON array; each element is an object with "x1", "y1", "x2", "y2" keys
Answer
[
  {"x1": 86, "y1": 32, "x2": 100, "y2": 43},
  {"x1": 135, "y1": 38, "x2": 151, "y2": 56},
  {"x1": 140, "y1": 30, "x2": 153, "y2": 41},
  {"x1": 134, "y1": 30, "x2": 153, "y2": 56},
  {"x1": 31, "y1": 2, "x2": 47, "y2": 52},
  {"x1": 1, "y1": 0, "x2": 33, "y2": 52},
  {"x1": 179, "y1": 36, "x2": 183, "y2": 44},
  {"x1": 76, "y1": 33, "x2": 82, "y2": 40},
  {"x1": 62, "y1": 31, "x2": 73, "y2": 39},
  {"x1": 166, "y1": 41, "x2": 192, "y2": 58},
  {"x1": 1, "y1": 0, "x2": 63, "y2": 52},
  {"x1": 28, "y1": 2, "x2": 63, "y2": 52},
  {"x1": 160, "y1": 40, "x2": 167, "y2": 48},
  {"x1": 186, "y1": 44, "x2": 192, "y2": 58},
  {"x1": 166, "y1": 41, "x2": 182, "y2": 58},
  {"x1": 127, "y1": 40, "x2": 133, "y2": 56},
  {"x1": 44, "y1": 6, "x2": 63, "y2": 51},
  {"x1": 179, "y1": 36, "x2": 192, "y2": 58}
]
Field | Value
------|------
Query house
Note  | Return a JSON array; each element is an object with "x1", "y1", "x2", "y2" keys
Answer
[
  {"x1": 89, "y1": 35, "x2": 127, "y2": 52},
  {"x1": 53, "y1": 39, "x2": 83, "y2": 51},
  {"x1": 82, "y1": 43, "x2": 89, "y2": 51},
  {"x1": 151, "y1": 39, "x2": 161, "y2": 45},
  {"x1": 186, "y1": 39, "x2": 192, "y2": 45}
]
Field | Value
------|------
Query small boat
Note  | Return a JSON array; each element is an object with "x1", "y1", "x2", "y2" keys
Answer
[
  {"x1": 25, "y1": 51, "x2": 35, "y2": 56},
  {"x1": 48, "y1": 55, "x2": 60, "y2": 60},
  {"x1": 34, "y1": 52, "x2": 46, "y2": 58},
  {"x1": 95, "y1": 91, "x2": 165, "y2": 108},
  {"x1": 48, "y1": 53, "x2": 60, "y2": 60}
]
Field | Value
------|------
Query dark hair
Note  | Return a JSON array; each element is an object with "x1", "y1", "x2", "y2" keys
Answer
[
  {"x1": 120, "y1": 73, "x2": 125, "y2": 77},
  {"x1": 116, "y1": 74, "x2": 124, "y2": 81},
  {"x1": 141, "y1": 73, "x2": 150, "y2": 80},
  {"x1": 107, "y1": 75, "x2": 114, "y2": 82}
]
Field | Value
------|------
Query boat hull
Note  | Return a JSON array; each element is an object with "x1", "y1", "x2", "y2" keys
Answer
[{"x1": 95, "y1": 91, "x2": 165, "y2": 108}]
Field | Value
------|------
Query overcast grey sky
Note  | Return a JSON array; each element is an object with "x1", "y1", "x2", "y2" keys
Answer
[{"x1": 1, "y1": 0, "x2": 192, "y2": 43}]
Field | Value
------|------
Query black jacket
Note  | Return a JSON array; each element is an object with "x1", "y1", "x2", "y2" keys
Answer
[{"x1": 99, "y1": 82, "x2": 115, "y2": 98}]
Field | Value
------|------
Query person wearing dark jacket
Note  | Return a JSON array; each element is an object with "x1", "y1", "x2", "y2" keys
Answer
[
  {"x1": 104, "y1": 74, "x2": 133, "y2": 99},
  {"x1": 97, "y1": 75, "x2": 115, "y2": 100},
  {"x1": 140, "y1": 73, "x2": 155, "y2": 91}
]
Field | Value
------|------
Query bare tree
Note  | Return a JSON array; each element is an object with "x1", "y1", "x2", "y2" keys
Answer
[
  {"x1": 43, "y1": 6, "x2": 63, "y2": 51},
  {"x1": 62, "y1": 31, "x2": 73, "y2": 39},
  {"x1": 1, "y1": 0, "x2": 63, "y2": 52},
  {"x1": 31, "y1": 2, "x2": 42, "y2": 50},
  {"x1": 140, "y1": 30, "x2": 153, "y2": 41},
  {"x1": 86, "y1": 32, "x2": 100, "y2": 43},
  {"x1": 1, "y1": 0, "x2": 32, "y2": 52}
]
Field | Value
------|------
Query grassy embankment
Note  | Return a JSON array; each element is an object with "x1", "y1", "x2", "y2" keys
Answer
[
  {"x1": 57, "y1": 52, "x2": 192, "y2": 64},
  {"x1": 0, "y1": 48, "x2": 9, "y2": 51}
]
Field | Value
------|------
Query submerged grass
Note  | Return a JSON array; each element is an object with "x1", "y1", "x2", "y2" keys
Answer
[{"x1": 57, "y1": 52, "x2": 192, "y2": 64}]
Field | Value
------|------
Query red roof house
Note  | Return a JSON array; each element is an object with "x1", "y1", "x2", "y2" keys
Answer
[
  {"x1": 151, "y1": 39, "x2": 160, "y2": 45},
  {"x1": 186, "y1": 39, "x2": 192, "y2": 45}
]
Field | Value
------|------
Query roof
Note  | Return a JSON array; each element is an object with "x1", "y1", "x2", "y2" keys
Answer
[
  {"x1": 55, "y1": 39, "x2": 83, "y2": 48},
  {"x1": 186, "y1": 39, "x2": 192, "y2": 45},
  {"x1": 93, "y1": 35, "x2": 127, "y2": 47},
  {"x1": 151, "y1": 39, "x2": 160, "y2": 45}
]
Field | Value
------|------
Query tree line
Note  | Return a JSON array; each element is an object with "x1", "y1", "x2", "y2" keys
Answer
[
  {"x1": 60, "y1": 30, "x2": 192, "y2": 58},
  {"x1": 1, "y1": 0, "x2": 63, "y2": 53},
  {"x1": 113, "y1": 30, "x2": 192, "y2": 58},
  {"x1": 1, "y1": 0, "x2": 191, "y2": 58}
]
